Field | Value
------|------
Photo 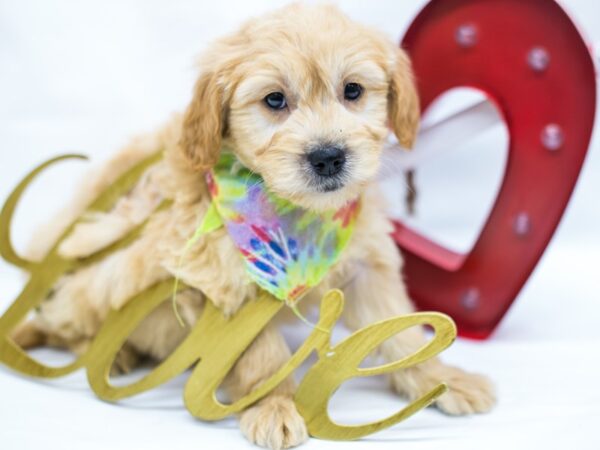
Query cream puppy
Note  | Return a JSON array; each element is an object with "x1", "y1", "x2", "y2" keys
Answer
[{"x1": 13, "y1": 4, "x2": 495, "y2": 449}]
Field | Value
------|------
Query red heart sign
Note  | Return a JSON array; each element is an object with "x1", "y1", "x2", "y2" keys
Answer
[{"x1": 393, "y1": 0, "x2": 596, "y2": 339}]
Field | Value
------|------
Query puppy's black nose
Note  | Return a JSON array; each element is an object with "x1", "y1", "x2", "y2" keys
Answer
[{"x1": 307, "y1": 147, "x2": 346, "y2": 177}]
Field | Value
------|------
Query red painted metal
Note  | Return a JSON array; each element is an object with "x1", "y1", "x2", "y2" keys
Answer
[{"x1": 394, "y1": 0, "x2": 596, "y2": 338}]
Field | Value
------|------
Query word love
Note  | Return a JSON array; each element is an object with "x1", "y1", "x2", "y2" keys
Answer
[{"x1": 0, "y1": 154, "x2": 457, "y2": 441}]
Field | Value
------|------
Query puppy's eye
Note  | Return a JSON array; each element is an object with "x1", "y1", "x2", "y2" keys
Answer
[
  {"x1": 344, "y1": 83, "x2": 363, "y2": 101},
  {"x1": 264, "y1": 92, "x2": 287, "y2": 110}
]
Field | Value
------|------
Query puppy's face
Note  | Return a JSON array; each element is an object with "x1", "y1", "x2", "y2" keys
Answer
[{"x1": 180, "y1": 4, "x2": 419, "y2": 211}]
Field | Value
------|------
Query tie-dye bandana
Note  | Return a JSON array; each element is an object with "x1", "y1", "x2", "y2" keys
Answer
[{"x1": 198, "y1": 152, "x2": 359, "y2": 308}]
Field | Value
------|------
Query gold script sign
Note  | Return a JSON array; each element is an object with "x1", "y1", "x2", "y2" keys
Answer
[{"x1": 0, "y1": 155, "x2": 457, "y2": 441}]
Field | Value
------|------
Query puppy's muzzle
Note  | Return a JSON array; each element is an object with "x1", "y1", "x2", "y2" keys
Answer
[{"x1": 307, "y1": 146, "x2": 346, "y2": 177}]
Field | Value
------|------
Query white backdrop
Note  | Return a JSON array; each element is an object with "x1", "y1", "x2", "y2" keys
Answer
[{"x1": 1, "y1": 1, "x2": 599, "y2": 449}]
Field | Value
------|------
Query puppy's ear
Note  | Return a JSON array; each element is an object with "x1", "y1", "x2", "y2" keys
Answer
[
  {"x1": 179, "y1": 67, "x2": 226, "y2": 171},
  {"x1": 388, "y1": 48, "x2": 421, "y2": 150}
]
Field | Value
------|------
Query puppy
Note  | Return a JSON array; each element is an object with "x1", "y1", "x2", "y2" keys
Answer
[{"x1": 13, "y1": 4, "x2": 495, "y2": 449}]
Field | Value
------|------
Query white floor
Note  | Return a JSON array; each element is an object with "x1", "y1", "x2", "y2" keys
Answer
[{"x1": 1, "y1": 1, "x2": 600, "y2": 449}]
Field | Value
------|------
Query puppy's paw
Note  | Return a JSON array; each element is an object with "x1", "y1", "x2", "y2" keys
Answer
[
  {"x1": 110, "y1": 344, "x2": 142, "y2": 377},
  {"x1": 434, "y1": 367, "x2": 496, "y2": 415},
  {"x1": 10, "y1": 320, "x2": 47, "y2": 349},
  {"x1": 392, "y1": 363, "x2": 496, "y2": 416},
  {"x1": 58, "y1": 214, "x2": 132, "y2": 259},
  {"x1": 240, "y1": 395, "x2": 308, "y2": 450}
]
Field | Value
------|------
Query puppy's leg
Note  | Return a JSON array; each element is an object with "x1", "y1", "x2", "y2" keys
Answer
[
  {"x1": 57, "y1": 212, "x2": 139, "y2": 260},
  {"x1": 25, "y1": 132, "x2": 166, "y2": 263},
  {"x1": 94, "y1": 220, "x2": 172, "y2": 312},
  {"x1": 58, "y1": 165, "x2": 165, "y2": 260},
  {"x1": 126, "y1": 290, "x2": 205, "y2": 361},
  {"x1": 10, "y1": 320, "x2": 47, "y2": 349},
  {"x1": 26, "y1": 221, "x2": 171, "y2": 361},
  {"x1": 226, "y1": 323, "x2": 308, "y2": 450},
  {"x1": 10, "y1": 316, "x2": 139, "y2": 374},
  {"x1": 110, "y1": 343, "x2": 143, "y2": 376},
  {"x1": 342, "y1": 236, "x2": 496, "y2": 415}
]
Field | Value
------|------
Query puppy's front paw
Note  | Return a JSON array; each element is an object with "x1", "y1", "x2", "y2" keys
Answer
[
  {"x1": 392, "y1": 363, "x2": 496, "y2": 416},
  {"x1": 434, "y1": 366, "x2": 496, "y2": 415},
  {"x1": 58, "y1": 214, "x2": 131, "y2": 259},
  {"x1": 240, "y1": 395, "x2": 308, "y2": 450}
]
